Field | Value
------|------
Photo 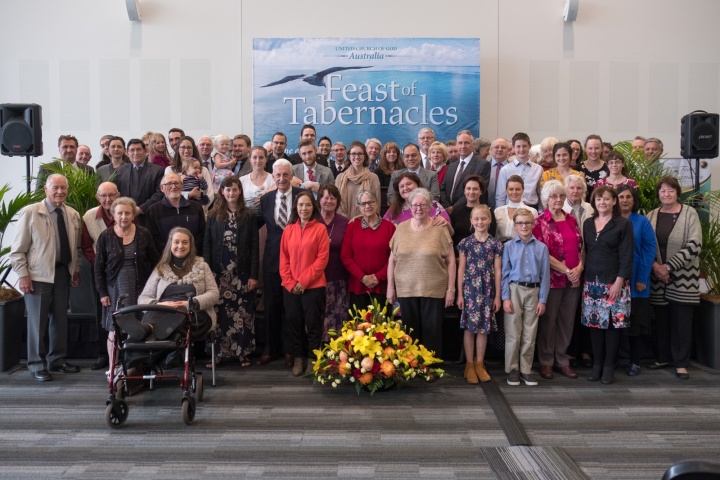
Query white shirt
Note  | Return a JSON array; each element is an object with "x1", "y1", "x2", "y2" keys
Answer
[
  {"x1": 495, "y1": 158, "x2": 543, "y2": 208},
  {"x1": 274, "y1": 189, "x2": 292, "y2": 226}
]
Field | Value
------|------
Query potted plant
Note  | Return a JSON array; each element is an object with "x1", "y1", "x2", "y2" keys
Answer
[{"x1": 0, "y1": 184, "x2": 44, "y2": 371}]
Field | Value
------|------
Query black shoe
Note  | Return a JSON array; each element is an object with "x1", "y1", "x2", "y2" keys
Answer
[
  {"x1": 601, "y1": 366, "x2": 615, "y2": 384},
  {"x1": 582, "y1": 357, "x2": 593, "y2": 369},
  {"x1": 49, "y1": 362, "x2": 80, "y2": 374},
  {"x1": 91, "y1": 357, "x2": 109, "y2": 370},
  {"x1": 587, "y1": 364, "x2": 602, "y2": 382},
  {"x1": 32, "y1": 370, "x2": 52, "y2": 382},
  {"x1": 676, "y1": 369, "x2": 690, "y2": 380}
]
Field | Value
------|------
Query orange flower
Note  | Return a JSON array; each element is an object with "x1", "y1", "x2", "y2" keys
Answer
[
  {"x1": 358, "y1": 372, "x2": 374, "y2": 385},
  {"x1": 379, "y1": 360, "x2": 395, "y2": 377},
  {"x1": 410, "y1": 359, "x2": 419, "y2": 368},
  {"x1": 338, "y1": 360, "x2": 349, "y2": 376},
  {"x1": 357, "y1": 322, "x2": 373, "y2": 330},
  {"x1": 384, "y1": 347, "x2": 396, "y2": 358}
]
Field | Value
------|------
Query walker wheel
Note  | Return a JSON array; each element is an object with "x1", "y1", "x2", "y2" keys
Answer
[
  {"x1": 194, "y1": 372, "x2": 204, "y2": 402},
  {"x1": 105, "y1": 400, "x2": 128, "y2": 429},
  {"x1": 182, "y1": 397, "x2": 196, "y2": 425}
]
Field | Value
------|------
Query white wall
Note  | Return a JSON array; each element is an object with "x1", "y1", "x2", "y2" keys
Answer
[{"x1": 1, "y1": 0, "x2": 719, "y2": 278}]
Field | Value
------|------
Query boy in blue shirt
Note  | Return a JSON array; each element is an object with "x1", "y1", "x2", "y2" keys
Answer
[{"x1": 501, "y1": 208, "x2": 550, "y2": 386}]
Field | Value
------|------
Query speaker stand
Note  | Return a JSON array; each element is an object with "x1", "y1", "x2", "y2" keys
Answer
[{"x1": 25, "y1": 155, "x2": 31, "y2": 194}]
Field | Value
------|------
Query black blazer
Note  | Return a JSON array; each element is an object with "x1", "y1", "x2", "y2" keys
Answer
[
  {"x1": 259, "y1": 187, "x2": 304, "y2": 273},
  {"x1": 583, "y1": 215, "x2": 634, "y2": 283},
  {"x1": 113, "y1": 161, "x2": 165, "y2": 214},
  {"x1": 440, "y1": 154, "x2": 491, "y2": 207},
  {"x1": 203, "y1": 210, "x2": 259, "y2": 280}
]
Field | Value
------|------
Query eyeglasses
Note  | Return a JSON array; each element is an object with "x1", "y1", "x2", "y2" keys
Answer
[
  {"x1": 98, "y1": 193, "x2": 119, "y2": 199},
  {"x1": 178, "y1": 146, "x2": 193, "y2": 150},
  {"x1": 548, "y1": 194, "x2": 567, "y2": 200},
  {"x1": 348, "y1": 153, "x2": 364, "y2": 157},
  {"x1": 410, "y1": 203, "x2": 429, "y2": 210},
  {"x1": 162, "y1": 181, "x2": 182, "y2": 187},
  {"x1": 358, "y1": 201, "x2": 376, "y2": 207},
  {"x1": 514, "y1": 221, "x2": 534, "y2": 227}
]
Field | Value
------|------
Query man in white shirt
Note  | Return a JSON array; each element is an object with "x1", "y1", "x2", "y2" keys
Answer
[
  {"x1": 488, "y1": 138, "x2": 510, "y2": 208},
  {"x1": 440, "y1": 130, "x2": 491, "y2": 207},
  {"x1": 292, "y1": 140, "x2": 334, "y2": 193},
  {"x1": 417, "y1": 127, "x2": 436, "y2": 169},
  {"x1": 495, "y1": 132, "x2": 543, "y2": 210}
]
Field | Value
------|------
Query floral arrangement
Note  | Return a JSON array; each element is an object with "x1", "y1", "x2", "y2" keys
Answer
[{"x1": 312, "y1": 299, "x2": 445, "y2": 394}]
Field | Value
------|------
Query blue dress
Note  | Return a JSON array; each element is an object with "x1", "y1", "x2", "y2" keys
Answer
[{"x1": 457, "y1": 235, "x2": 503, "y2": 333}]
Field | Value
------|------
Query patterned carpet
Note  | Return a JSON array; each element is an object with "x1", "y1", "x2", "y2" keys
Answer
[{"x1": 1, "y1": 358, "x2": 719, "y2": 479}]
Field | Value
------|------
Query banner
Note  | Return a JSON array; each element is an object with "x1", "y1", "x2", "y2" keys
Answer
[
  {"x1": 660, "y1": 157, "x2": 713, "y2": 195},
  {"x1": 253, "y1": 38, "x2": 480, "y2": 153}
]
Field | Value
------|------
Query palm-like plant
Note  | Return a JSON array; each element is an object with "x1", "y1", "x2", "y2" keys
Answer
[
  {"x1": 613, "y1": 140, "x2": 668, "y2": 214},
  {"x1": 39, "y1": 160, "x2": 99, "y2": 215},
  {"x1": 0, "y1": 184, "x2": 45, "y2": 301}
]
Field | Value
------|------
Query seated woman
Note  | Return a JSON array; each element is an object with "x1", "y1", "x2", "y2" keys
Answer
[{"x1": 119, "y1": 227, "x2": 219, "y2": 341}]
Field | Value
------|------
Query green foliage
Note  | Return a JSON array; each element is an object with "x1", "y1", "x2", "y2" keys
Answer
[
  {"x1": 39, "y1": 160, "x2": 99, "y2": 214},
  {"x1": 696, "y1": 190, "x2": 720, "y2": 296},
  {"x1": 0, "y1": 184, "x2": 44, "y2": 279},
  {"x1": 613, "y1": 140, "x2": 668, "y2": 214}
]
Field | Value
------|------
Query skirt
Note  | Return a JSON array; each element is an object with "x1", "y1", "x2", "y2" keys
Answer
[{"x1": 581, "y1": 277, "x2": 631, "y2": 329}]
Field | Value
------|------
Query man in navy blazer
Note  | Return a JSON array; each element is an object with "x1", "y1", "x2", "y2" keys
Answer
[
  {"x1": 258, "y1": 159, "x2": 304, "y2": 367},
  {"x1": 112, "y1": 139, "x2": 165, "y2": 221},
  {"x1": 440, "y1": 130, "x2": 491, "y2": 207}
]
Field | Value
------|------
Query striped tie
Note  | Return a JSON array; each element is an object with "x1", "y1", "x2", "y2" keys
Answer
[{"x1": 278, "y1": 193, "x2": 288, "y2": 229}]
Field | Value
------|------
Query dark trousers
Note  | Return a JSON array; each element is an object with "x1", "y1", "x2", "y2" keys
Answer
[
  {"x1": 589, "y1": 327, "x2": 622, "y2": 368},
  {"x1": 654, "y1": 301, "x2": 694, "y2": 368},
  {"x1": 537, "y1": 286, "x2": 580, "y2": 367},
  {"x1": 262, "y1": 269, "x2": 288, "y2": 356},
  {"x1": 349, "y1": 293, "x2": 387, "y2": 312},
  {"x1": 398, "y1": 297, "x2": 445, "y2": 358},
  {"x1": 284, "y1": 287, "x2": 326, "y2": 358},
  {"x1": 25, "y1": 268, "x2": 71, "y2": 372}
]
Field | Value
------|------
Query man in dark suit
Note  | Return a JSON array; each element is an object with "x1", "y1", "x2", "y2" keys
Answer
[
  {"x1": 112, "y1": 139, "x2": 165, "y2": 223},
  {"x1": 291, "y1": 140, "x2": 335, "y2": 194},
  {"x1": 329, "y1": 142, "x2": 348, "y2": 177},
  {"x1": 231, "y1": 134, "x2": 253, "y2": 177},
  {"x1": 287, "y1": 124, "x2": 328, "y2": 167},
  {"x1": 265, "y1": 132, "x2": 292, "y2": 173},
  {"x1": 386, "y1": 143, "x2": 440, "y2": 204},
  {"x1": 36, "y1": 135, "x2": 95, "y2": 190},
  {"x1": 440, "y1": 130, "x2": 491, "y2": 208},
  {"x1": 258, "y1": 159, "x2": 304, "y2": 368}
]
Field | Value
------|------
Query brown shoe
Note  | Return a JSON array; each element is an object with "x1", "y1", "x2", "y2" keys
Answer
[
  {"x1": 464, "y1": 362, "x2": 479, "y2": 384},
  {"x1": 474, "y1": 361, "x2": 491, "y2": 382},
  {"x1": 539, "y1": 365, "x2": 554, "y2": 379},
  {"x1": 559, "y1": 365, "x2": 578, "y2": 379},
  {"x1": 284, "y1": 353, "x2": 295, "y2": 368},
  {"x1": 255, "y1": 354, "x2": 273, "y2": 366},
  {"x1": 291, "y1": 357, "x2": 305, "y2": 377}
]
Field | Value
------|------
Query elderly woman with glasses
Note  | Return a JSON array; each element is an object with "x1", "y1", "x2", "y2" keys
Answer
[
  {"x1": 531, "y1": 180, "x2": 584, "y2": 380},
  {"x1": 341, "y1": 190, "x2": 396, "y2": 311},
  {"x1": 387, "y1": 188, "x2": 456, "y2": 358}
]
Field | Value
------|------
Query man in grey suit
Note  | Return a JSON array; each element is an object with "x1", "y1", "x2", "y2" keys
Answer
[
  {"x1": 36, "y1": 135, "x2": 95, "y2": 190},
  {"x1": 291, "y1": 139, "x2": 335, "y2": 194},
  {"x1": 11, "y1": 174, "x2": 82, "y2": 381},
  {"x1": 386, "y1": 143, "x2": 440, "y2": 204},
  {"x1": 440, "y1": 130, "x2": 491, "y2": 208},
  {"x1": 231, "y1": 134, "x2": 253, "y2": 177},
  {"x1": 112, "y1": 139, "x2": 165, "y2": 221}
]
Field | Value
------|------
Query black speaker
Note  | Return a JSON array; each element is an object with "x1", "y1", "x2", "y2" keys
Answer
[
  {"x1": 0, "y1": 103, "x2": 43, "y2": 157},
  {"x1": 681, "y1": 111, "x2": 719, "y2": 159}
]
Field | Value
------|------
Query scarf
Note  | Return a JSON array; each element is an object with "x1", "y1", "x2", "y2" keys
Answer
[{"x1": 337, "y1": 167, "x2": 374, "y2": 215}]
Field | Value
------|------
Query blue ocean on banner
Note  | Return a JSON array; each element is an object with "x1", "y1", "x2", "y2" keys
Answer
[{"x1": 254, "y1": 66, "x2": 480, "y2": 151}]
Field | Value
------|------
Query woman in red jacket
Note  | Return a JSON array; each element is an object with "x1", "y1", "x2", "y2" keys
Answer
[{"x1": 280, "y1": 191, "x2": 330, "y2": 376}]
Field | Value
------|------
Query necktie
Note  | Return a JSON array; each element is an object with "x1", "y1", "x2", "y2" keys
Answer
[
  {"x1": 495, "y1": 162, "x2": 502, "y2": 190},
  {"x1": 278, "y1": 194, "x2": 288, "y2": 229},
  {"x1": 308, "y1": 169, "x2": 315, "y2": 182},
  {"x1": 55, "y1": 208, "x2": 72, "y2": 266},
  {"x1": 451, "y1": 161, "x2": 466, "y2": 198}
]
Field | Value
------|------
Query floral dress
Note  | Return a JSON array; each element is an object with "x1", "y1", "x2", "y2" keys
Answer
[
  {"x1": 213, "y1": 213, "x2": 255, "y2": 360},
  {"x1": 457, "y1": 235, "x2": 503, "y2": 334}
]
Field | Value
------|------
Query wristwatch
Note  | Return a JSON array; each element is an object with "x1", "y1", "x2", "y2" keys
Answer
[
  {"x1": 665, "y1": 264, "x2": 671, "y2": 272},
  {"x1": 565, "y1": 268, "x2": 570, "y2": 275}
]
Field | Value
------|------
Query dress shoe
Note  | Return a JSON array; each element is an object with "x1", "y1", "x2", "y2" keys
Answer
[
  {"x1": 284, "y1": 353, "x2": 295, "y2": 368},
  {"x1": 32, "y1": 370, "x2": 52, "y2": 382},
  {"x1": 91, "y1": 356, "x2": 109, "y2": 371},
  {"x1": 587, "y1": 364, "x2": 602, "y2": 382},
  {"x1": 539, "y1": 365, "x2": 554, "y2": 379},
  {"x1": 581, "y1": 357, "x2": 593, "y2": 369},
  {"x1": 676, "y1": 369, "x2": 690, "y2": 380},
  {"x1": 49, "y1": 362, "x2": 80, "y2": 374},
  {"x1": 558, "y1": 365, "x2": 578, "y2": 379},
  {"x1": 648, "y1": 361, "x2": 670, "y2": 370},
  {"x1": 601, "y1": 366, "x2": 615, "y2": 384},
  {"x1": 292, "y1": 357, "x2": 306, "y2": 377},
  {"x1": 626, "y1": 363, "x2": 641, "y2": 376},
  {"x1": 255, "y1": 354, "x2": 273, "y2": 366}
]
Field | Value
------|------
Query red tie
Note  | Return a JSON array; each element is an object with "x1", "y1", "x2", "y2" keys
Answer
[{"x1": 308, "y1": 169, "x2": 315, "y2": 182}]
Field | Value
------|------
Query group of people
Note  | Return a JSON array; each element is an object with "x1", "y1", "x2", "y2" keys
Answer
[{"x1": 11, "y1": 127, "x2": 699, "y2": 388}]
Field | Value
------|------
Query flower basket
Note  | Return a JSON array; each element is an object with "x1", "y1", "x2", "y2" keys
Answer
[{"x1": 312, "y1": 299, "x2": 445, "y2": 394}]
